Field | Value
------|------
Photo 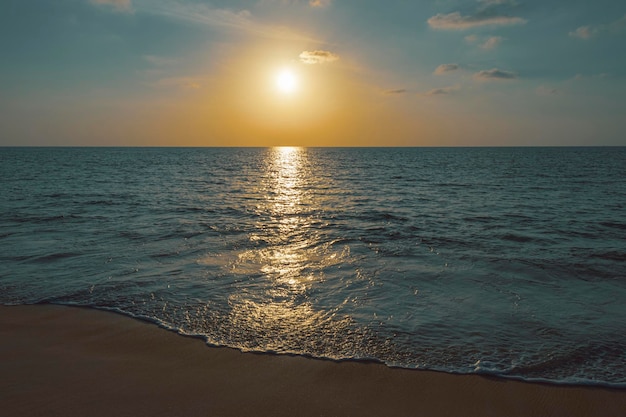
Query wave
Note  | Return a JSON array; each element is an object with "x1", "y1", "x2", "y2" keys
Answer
[{"x1": 30, "y1": 252, "x2": 83, "y2": 263}]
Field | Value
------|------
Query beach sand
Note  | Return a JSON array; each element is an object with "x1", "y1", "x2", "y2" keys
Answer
[{"x1": 1, "y1": 305, "x2": 624, "y2": 417}]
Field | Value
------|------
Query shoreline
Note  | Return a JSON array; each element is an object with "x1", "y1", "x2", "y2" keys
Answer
[{"x1": 2, "y1": 304, "x2": 625, "y2": 417}]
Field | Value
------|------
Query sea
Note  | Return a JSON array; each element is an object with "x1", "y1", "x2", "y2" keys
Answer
[{"x1": 1, "y1": 147, "x2": 625, "y2": 387}]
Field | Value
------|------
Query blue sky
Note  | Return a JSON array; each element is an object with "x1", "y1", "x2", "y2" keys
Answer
[{"x1": 1, "y1": 0, "x2": 625, "y2": 146}]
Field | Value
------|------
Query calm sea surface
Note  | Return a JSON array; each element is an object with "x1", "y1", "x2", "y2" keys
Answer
[{"x1": 1, "y1": 147, "x2": 625, "y2": 386}]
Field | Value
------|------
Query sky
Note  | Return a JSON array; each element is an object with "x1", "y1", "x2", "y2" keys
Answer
[{"x1": 1, "y1": 0, "x2": 625, "y2": 146}]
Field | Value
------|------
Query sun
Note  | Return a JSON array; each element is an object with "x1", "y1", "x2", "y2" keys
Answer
[{"x1": 275, "y1": 69, "x2": 298, "y2": 94}]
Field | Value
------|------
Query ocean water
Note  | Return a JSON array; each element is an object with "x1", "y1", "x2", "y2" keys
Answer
[{"x1": 1, "y1": 147, "x2": 625, "y2": 386}]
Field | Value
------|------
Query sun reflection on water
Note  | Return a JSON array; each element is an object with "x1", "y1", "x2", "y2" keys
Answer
[
  {"x1": 224, "y1": 147, "x2": 353, "y2": 350},
  {"x1": 253, "y1": 147, "x2": 312, "y2": 289},
  {"x1": 270, "y1": 146, "x2": 304, "y2": 215}
]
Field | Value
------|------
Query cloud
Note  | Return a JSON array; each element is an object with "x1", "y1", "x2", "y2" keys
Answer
[
  {"x1": 299, "y1": 50, "x2": 339, "y2": 64},
  {"x1": 428, "y1": 12, "x2": 526, "y2": 30},
  {"x1": 536, "y1": 86, "x2": 559, "y2": 96},
  {"x1": 473, "y1": 68, "x2": 517, "y2": 80},
  {"x1": 608, "y1": 15, "x2": 626, "y2": 33},
  {"x1": 569, "y1": 26, "x2": 593, "y2": 39},
  {"x1": 569, "y1": 15, "x2": 626, "y2": 39},
  {"x1": 570, "y1": 73, "x2": 610, "y2": 81},
  {"x1": 434, "y1": 63, "x2": 460, "y2": 75},
  {"x1": 148, "y1": 1, "x2": 319, "y2": 43},
  {"x1": 383, "y1": 89, "x2": 408, "y2": 95},
  {"x1": 428, "y1": 0, "x2": 525, "y2": 31},
  {"x1": 478, "y1": 0, "x2": 518, "y2": 7},
  {"x1": 90, "y1": 0, "x2": 132, "y2": 12},
  {"x1": 309, "y1": 0, "x2": 331, "y2": 7},
  {"x1": 424, "y1": 85, "x2": 460, "y2": 96},
  {"x1": 481, "y1": 36, "x2": 503, "y2": 49},
  {"x1": 465, "y1": 35, "x2": 504, "y2": 49}
]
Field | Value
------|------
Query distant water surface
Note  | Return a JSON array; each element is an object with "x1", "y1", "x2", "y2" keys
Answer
[{"x1": 1, "y1": 147, "x2": 625, "y2": 386}]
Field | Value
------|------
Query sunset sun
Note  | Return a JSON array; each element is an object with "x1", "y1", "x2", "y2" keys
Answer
[{"x1": 275, "y1": 69, "x2": 298, "y2": 94}]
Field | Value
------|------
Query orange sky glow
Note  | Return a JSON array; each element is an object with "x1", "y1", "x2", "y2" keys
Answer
[{"x1": 1, "y1": 1, "x2": 624, "y2": 146}]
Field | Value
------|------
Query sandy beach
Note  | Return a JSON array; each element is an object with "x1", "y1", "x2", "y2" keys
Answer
[{"x1": 1, "y1": 304, "x2": 624, "y2": 417}]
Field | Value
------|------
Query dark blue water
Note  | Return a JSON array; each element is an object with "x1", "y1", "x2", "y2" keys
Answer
[{"x1": 1, "y1": 147, "x2": 625, "y2": 386}]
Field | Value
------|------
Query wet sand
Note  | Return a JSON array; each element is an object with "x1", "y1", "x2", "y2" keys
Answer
[{"x1": 1, "y1": 304, "x2": 624, "y2": 417}]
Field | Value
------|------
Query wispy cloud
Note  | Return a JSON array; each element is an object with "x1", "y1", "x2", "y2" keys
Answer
[
  {"x1": 90, "y1": 0, "x2": 132, "y2": 12},
  {"x1": 478, "y1": 0, "x2": 518, "y2": 7},
  {"x1": 383, "y1": 89, "x2": 408, "y2": 95},
  {"x1": 428, "y1": 0, "x2": 525, "y2": 30},
  {"x1": 423, "y1": 85, "x2": 460, "y2": 96},
  {"x1": 569, "y1": 26, "x2": 593, "y2": 39},
  {"x1": 607, "y1": 15, "x2": 626, "y2": 32},
  {"x1": 569, "y1": 15, "x2": 626, "y2": 39},
  {"x1": 434, "y1": 63, "x2": 460, "y2": 75},
  {"x1": 473, "y1": 68, "x2": 517, "y2": 80},
  {"x1": 309, "y1": 0, "x2": 331, "y2": 7},
  {"x1": 466, "y1": 34, "x2": 505, "y2": 49},
  {"x1": 299, "y1": 50, "x2": 339, "y2": 64},
  {"x1": 481, "y1": 36, "x2": 504, "y2": 49},
  {"x1": 536, "y1": 85, "x2": 560, "y2": 96},
  {"x1": 428, "y1": 12, "x2": 525, "y2": 30},
  {"x1": 570, "y1": 73, "x2": 610, "y2": 81},
  {"x1": 146, "y1": 1, "x2": 319, "y2": 43}
]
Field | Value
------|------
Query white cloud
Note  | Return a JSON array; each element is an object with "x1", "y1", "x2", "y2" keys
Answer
[
  {"x1": 299, "y1": 50, "x2": 339, "y2": 64},
  {"x1": 473, "y1": 68, "x2": 517, "y2": 80},
  {"x1": 428, "y1": 12, "x2": 526, "y2": 30},
  {"x1": 434, "y1": 63, "x2": 460, "y2": 75},
  {"x1": 90, "y1": 0, "x2": 132, "y2": 12}
]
